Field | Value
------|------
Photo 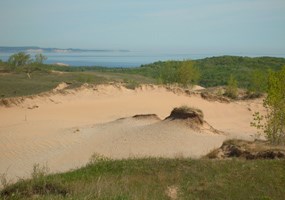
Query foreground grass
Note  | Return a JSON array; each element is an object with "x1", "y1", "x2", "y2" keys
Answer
[{"x1": 1, "y1": 158, "x2": 285, "y2": 199}]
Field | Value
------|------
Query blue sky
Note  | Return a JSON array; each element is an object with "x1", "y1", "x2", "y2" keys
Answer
[{"x1": 0, "y1": 0, "x2": 284, "y2": 54}]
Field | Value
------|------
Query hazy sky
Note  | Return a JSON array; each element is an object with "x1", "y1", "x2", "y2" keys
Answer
[{"x1": 0, "y1": 0, "x2": 284, "y2": 54}]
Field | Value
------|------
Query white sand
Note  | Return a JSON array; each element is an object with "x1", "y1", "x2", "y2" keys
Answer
[{"x1": 0, "y1": 84, "x2": 264, "y2": 181}]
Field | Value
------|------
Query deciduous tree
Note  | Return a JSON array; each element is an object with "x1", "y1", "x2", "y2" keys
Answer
[
  {"x1": 252, "y1": 67, "x2": 285, "y2": 144},
  {"x1": 8, "y1": 52, "x2": 31, "y2": 67},
  {"x1": 177, "y1": 61, "x2": 200, "y2": 87},
  {"x1": 35, "y1": 53, "x2": 47, "y2": 64}
]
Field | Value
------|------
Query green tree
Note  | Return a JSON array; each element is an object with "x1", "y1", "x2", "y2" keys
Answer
[
  {"x1": 8, "y1": 52, "x2": 31, "y2": 67},
  {"x1": 35, "y1": 53, "x2": 47, "y2": 64},
  {"x1": 224, "y1": 75, "x2": 238, "y2": 99},
  {"x1": 159, "y1": 62, "x2": 178, "y2": 84},
  {"x1": 263, "y1": 68, "x2": 285, "y2": 144},
  {"x1": 252, "y1": 67, "x2": 285, "y2": 144},
  {"x1": 249, "y1": 69, "x2": 267, "y2": 94},
  {"x1": 22, "y1": 65, "x2": 39, "y2": 79},
  {"x1": 7, "y1": 52, "x2": 41, "y2": 78},
  {"x1": 177, "y1": 61, "x2": 200, "y2": 87}
]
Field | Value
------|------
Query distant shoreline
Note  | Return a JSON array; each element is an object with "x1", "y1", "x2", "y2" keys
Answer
[{"x1": 1, "y1": 49, "x2": 285, "y2": 67}]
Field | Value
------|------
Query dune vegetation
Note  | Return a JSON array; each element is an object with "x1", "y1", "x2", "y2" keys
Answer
[{"x1": 1, "y1": 53, "x2": 285, "y2": 98}]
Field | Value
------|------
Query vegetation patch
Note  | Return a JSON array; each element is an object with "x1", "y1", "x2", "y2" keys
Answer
[
  {"x1": 201, "y1": 91, "x2": 230, "y2": 103},
  {"x1": 165, "y1": 106, "x2": 204, "y2": 125},
  {"x1": 123, "y1": 78, "x2": 140, "y2": 90},
  {"x1": 1, "y1": 158, "x2": 285, "y2": 199},
  {"x1": 132, "y1": 114, "x2": 161, "y2": 120},
  {"x1": 1, "y1": 179, "x2": 69, "y2": 198}
]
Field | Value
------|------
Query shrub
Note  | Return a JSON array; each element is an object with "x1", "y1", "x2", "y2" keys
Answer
[
  {"x1": 124, "y1": 79, "x2": 139, "y2": 90},
  {"x1": 224, "y1": 75, "x2": 238, "y2": 99}
]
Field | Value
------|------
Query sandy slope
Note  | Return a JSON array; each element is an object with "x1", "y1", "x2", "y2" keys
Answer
[{"x1": 0, "y1": 84, "x2": 264, "y2": 181}]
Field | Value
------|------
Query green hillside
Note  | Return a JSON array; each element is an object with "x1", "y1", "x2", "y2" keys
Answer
[{"x1": 135, "y1": 56, "x2": 285, "y2": 88}]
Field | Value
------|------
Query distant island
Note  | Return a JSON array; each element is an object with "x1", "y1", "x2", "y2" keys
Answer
[{"x1": 0, "y1": 46, "x2": 130, "y2": 53}]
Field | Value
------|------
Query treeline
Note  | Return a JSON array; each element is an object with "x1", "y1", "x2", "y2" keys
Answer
[
  {"x1": 135, "y1": 56, "x2": 285, "y2": 88},
  {"x1": 139, "y1": 60, "x2": 200, "y2": 86},
  {"x1": 101, "y1": 56, "x2": 285, "y2": 90},
  {"x1": 2, "y1": 53, "x2": 285, "y2": 90},
  {"x1": 195, "y1": 56, "x2": 285, "y2": 88}
]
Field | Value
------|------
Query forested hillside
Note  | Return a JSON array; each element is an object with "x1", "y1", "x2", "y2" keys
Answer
[{"x1": 137, "y1": 56, "x2": 285, "y2": 88}]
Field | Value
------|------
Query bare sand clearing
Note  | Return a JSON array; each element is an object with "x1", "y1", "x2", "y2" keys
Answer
[{"x1": 0, "y1": 84, "x2": 264, "y2": 181}]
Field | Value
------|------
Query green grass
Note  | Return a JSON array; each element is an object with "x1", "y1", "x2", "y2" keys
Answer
[
  {"x1": 1, "y1": 158, "x2": 285, "y2": 199},
  {"x1": 0, "y1": 71, "x2": 155, "y2": 98},
  {"x1": 0, "y1": 71, "x2": 104, "y2": 98}
]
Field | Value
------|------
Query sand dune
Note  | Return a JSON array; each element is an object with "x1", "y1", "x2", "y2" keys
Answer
[{"x1": 0, "y1": 84, "x2": 264, "y2": 181}]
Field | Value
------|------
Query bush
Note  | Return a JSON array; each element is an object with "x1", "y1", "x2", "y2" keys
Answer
[
  {"x1": 224, "y1": 75, "x2": 238, "y2": 99},
  {"x1": 124, "y1": 79, "x2": 140, "y2": 90}
]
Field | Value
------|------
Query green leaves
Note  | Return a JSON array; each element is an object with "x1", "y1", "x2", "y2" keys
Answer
[
  {"x1": 224, "y1": 75, "x2": 238, "y2": 99},
  {"x1": 7, "y1": 52, "x2": 48, "y2": 78},
  {"x1": 8, "y1": 52, "x2": 48, "y2": 67},
  {"x1": 8, "y1": 52, "x2": 32, "y2": 67},
  {"x1": 178, "y1": 61, "x2": 200, "y2": 86},
  {"x1": 250, "y1": 69, "x2": 267, "y2": 94},
  {"x1": 157, "y1": 60, "x2": 200, "y2": 87},
  {"x1": 35, "y1": 54, "x2": 47, "y2": 64},
  {"x1": 252, "y1": 66, "x2": 285, "y2": 145}
]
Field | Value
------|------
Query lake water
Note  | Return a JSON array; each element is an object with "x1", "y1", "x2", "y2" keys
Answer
[{"x1": 1, "y1": 51, "x2": 284, "y2": 68}]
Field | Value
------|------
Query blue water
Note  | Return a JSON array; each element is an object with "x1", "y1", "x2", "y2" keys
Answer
[
  {"x1": 0, "y1": 51, "x2": 210, "y2": 67},
  {"x1": 1, "y1": 51, "x2": 284, "y2": 68}
]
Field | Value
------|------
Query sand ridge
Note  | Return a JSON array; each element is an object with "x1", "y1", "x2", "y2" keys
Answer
[{"x1": 0, "y1": 83, "x2": 264, "y2": 181}]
